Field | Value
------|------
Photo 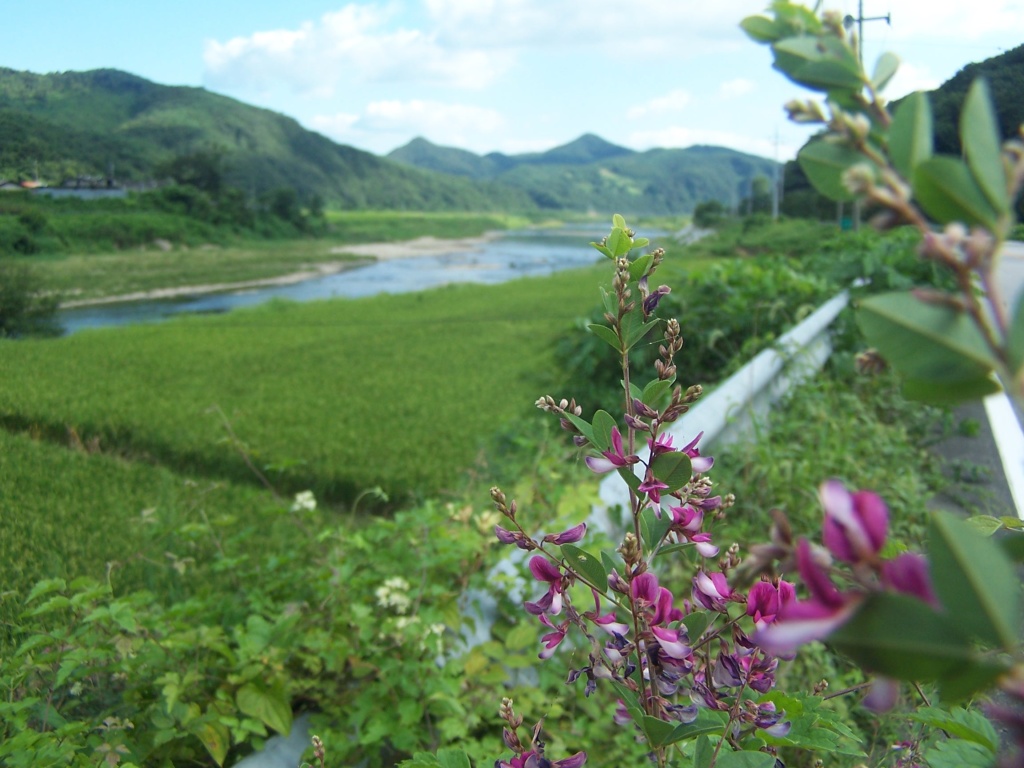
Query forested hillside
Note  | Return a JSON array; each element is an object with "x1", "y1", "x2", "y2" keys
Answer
[{"x1": 0, "y1": 68, "x2": 534, "y2": 211}]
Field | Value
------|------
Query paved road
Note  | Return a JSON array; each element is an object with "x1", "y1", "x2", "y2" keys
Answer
[{"x1": 997, "y1": 240, "x2": 1024, "y2": 318}]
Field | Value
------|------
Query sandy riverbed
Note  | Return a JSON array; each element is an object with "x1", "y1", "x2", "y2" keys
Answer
[
  {"x1": 327, "y1": 231, "x2": 500, "y2": 259},
  {"x1": 60, "y1": 233, "x2": 499, "y2": 308}
]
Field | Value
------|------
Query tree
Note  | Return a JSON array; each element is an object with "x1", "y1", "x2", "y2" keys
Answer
[{"x1": 0, "y1": 260, "x2": 60, "y2": 338}]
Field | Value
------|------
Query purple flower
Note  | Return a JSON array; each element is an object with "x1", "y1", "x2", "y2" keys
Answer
[
  {"x1": 862, "y1": 676, "x2": 900, "y2": 712},
  {"x1": 538, "y1": 615, "x2": 569, "y2": 659},
  {"x1": 524, "y1": 556, "x2": 565, "y2": 615},
  {"x1": 753, "y1": 702, "x2": 791, "y2": 737},
  {"x1": 638, "y1": 475, "x2": 669, "y2": 515},
  {"x1": 680, "y1": 431, "x2": 714, "y2": 474},
  {"x1": 754, "y1": 539, "x2": 863, "y2": 656},
  {"x1": 631, "y1": 572, "x2": 684, "y2": 626},
  {"x1": 881, "y1": 553, "x2": 937, "y2": 607},
  {"x1": 643, "y1": 283, "x2": 671, "y2": 317},
  {"x1": 746, "y1": 579, "x2": 796, "y2": 628},
  {"x1": 650, "y1": 625, "x2": 691, "y2": 659},
  {"x1": 543, "y1": 522, "x2": 587, "y2": 545},
  {"x1": 495, "y1": 525, "x2": 533, "y2": 550},
  {"x1": 585, "y1": 427, "x2": 640, "y2": 474},
  {"x1": 647, "y1": 432, "x2": 675, "y2": 457},
  {"x1": 585, "y1": 592, "x2": 630, "y2": 637},
  {"x1": 820, "y1": 479, "x2": 888, "y2": 564},
  {"x1": 692, "y1": 571, "x2": 735, "y2": 613},
  {"x1": 496, "y1": 751, "x2": 587, "y2": 768}
]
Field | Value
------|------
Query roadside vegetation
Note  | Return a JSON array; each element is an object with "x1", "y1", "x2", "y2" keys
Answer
[{"x1": 0, "y1": 215, "x2": 971, "y2": 765}]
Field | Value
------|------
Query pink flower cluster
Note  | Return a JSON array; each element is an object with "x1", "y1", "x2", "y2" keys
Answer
[{"x1": 755, "y1": 480, "x2": 937, "y2": 657}]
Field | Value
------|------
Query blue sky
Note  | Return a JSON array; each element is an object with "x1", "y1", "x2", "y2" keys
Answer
[{"x1": 5, "y1": 1, "x2": 1023, "y2": 161}]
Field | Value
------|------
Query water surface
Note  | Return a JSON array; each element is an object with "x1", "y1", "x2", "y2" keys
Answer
[{"x1": 59, "y1": 227, "x2": 650, "y2": 334}]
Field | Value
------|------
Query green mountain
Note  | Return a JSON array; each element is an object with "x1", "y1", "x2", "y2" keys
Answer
[
  {"x1": 927, "y1": 42, "x2": 1024, "y2": 154},
  {"x1": 388, "y1": 135, "x2": 777, "y2": 214},
  {"x1": 781, "y1": 42, "x2": 1024, "y2": 218},
  {"x1": 0, "y1": 68, "x2": 533, "y2": 210}
]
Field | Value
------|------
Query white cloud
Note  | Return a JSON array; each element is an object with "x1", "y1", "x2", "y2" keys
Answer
[
  {"x1": 424, "y1": 0, "x2": 781, "y2": 53},
  {"x1": 310, "y1": 99, "x2": 506, "y2": 153},
  {"x1": 719, "y1": 78, "x2": 755, "y2": 99},
  {"x1": 203, "y1": 3, "x2": 512, "y2": 94},
  {"x1": 626, "y1": 89, "x2": 691, "y2": 120},
  {"x1": 840, "y1": 0, "x2": 1024, "y2": 42},
  {"x1": 882, "y1": 61, "x2": 941, "y2": 100}
]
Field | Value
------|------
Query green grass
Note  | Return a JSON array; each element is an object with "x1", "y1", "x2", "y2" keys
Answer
[
  {"x1": 1, "y1": 261, "x2": 612, "y2": 505},
  {"x1": 713, "y1": 367, "x2": 948, "y2": 549},
  {"x1": 0, "y1": 428, "x2": 302, "y2": 611}
]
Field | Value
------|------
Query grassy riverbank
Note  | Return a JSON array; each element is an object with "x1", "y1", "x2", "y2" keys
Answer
[{"x1": 15, "y1": 211, "x2": 534, "y2": 303}]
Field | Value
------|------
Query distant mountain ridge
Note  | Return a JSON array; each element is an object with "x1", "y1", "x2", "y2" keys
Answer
[
  {"x1": 389, "y1": 135, "x2": 777, "y2": 214},
  {"x1": 0, "y1": 66, "x2": 777, "y2": 214},
  {"x1": 0, "y1": 67, "x2": 533, "y2": 211}
]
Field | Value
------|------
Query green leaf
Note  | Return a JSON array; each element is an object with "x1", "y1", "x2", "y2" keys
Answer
[
  {"x1": 999, "y1": 530, "x2": 1024, "y2": 561},
  {"x1": 640, "y1": 508, "x2": 673, "y2": 551},
  {"x1": 641, "y1": 379, "x2": 672, "y2": 408},
  {"x1": 889, "y1": 91, "x2": 933, "y2": 179},
  {"x1": 929, "y1": 509, "x2": 1020, "y2": 650},
  {"x1": 587, "y1": 323, "x2": 621, "y2": 352},
  {"x1": 857, "y1": 292, "x2": 1000, "y2": 404},
  {"x1": 715, "y1": 752, "x2": 778, "y2": 768},
  {"x1": 938, "y1": 659, "x2": 1008, "y2": 703},
  {"x1": 798, "y1": 139, "x2": 865, "y2": 202},
  {"x1": 190, "y1": 720, "x2": 230, "y2": 767},
  {"x1": 561, "y1": 544, "x2": 608, "y2": 590},
  {"x1": 25, "y1": 578, "x2": 67, "y2": 604},
  {"x1": 650, "y1": 450, "x2": 693, "y2": 493},
  {"x1": 633, "y1": 237, "x2": 650, "y2": 250},
  {"x1": 694, "y1": 735, "x2": 714, "y2": 768},
  {"x1": 910, "y1": 706, "x2": 1000, "y2": 752},
  {"x1": 621, "y1": 310, "x2": 659, "y2": 351},
  {"x1": 601, "y1": 549, "x2": 620, "y2": 578},
  {"x1": 871, "y1": 52, "x2": 900, "y2": 91},
  {"x1": 642, "y1": 715, "x2": 678, "y2": 747},
  {"x1": 612, "y1": 213, "x2": 627, "y2": 230},
  {"x1": 26, "y1": 595, "x2": 71, "y2": 616},
  {"x1": 618, "y1": 466, "x2": 642, "y2": 494},
  {"x1": 900, "y1": 375, "x2": 1001, "y2": 404},
  {"x1": 591, "y1": 410, "x2": 617, "y2": 452},
  {"x1": 607, "y1": 227, "x2": 632, "y2": 258},
  {"x1": 505, "y1": 621, "x2": 537, "y2": 652},
  {"x1": 740, "y1": 15, "x2": 782, "y2": 43},
  {"x1": 963, "y1": 515, "x2": 1004, "y2": 536},
  {"x1": 236, "y1": 681, "x2": 292, "y2": 735},
  {"x1": 436, "y1": 748, "x2": 473, "y2": 768},
  {"x1": 681, "y1": 610, "x2": 714, "y2": 642},
  {"x1": 657, "y1": 709, "x2": 729, "y2": 746},
  {"x1": 629, "y1": 253, "x2": 654, "y2": 282},
  {"x1": 590, "y1": 241, "x2": 614, "y2": 260},
  {"x1": 924, "y1": 739, "x2": 998, "y2": 768},
  {"x1": 772, "y1": 36, "x2": 864, "y2": 92},
  {"x1": 827, "y1": 592, "x2": 976, "y2": 681},
  {"x1": 961, "y1": 79, "x2": 1009, "y2": 215},
  {"x1": 562, "y1": 412, "x2": 594, "y2": 445},
  {"x1": 912, "y1": 156, "x2": 999, "y2": 229}
]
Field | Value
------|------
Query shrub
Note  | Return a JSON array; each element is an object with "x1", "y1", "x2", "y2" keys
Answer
[{"x1": 0, "y1": 260, "x2": 59, "y2": 338}]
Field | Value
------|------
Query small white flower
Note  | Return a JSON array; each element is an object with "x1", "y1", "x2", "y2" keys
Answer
[{"x1": 290, "y1": 490, "x2": 317, "y2": 513}]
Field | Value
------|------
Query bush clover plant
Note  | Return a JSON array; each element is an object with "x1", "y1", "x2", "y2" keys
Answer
[{"x1": 412, "y1": 4, "x2": 1024, "y2": 764}]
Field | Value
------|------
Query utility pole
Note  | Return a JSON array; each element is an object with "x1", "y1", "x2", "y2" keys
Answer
[
  {"x1": 771, "y1": 129, "x2": 782, "y2": 221},
  {"x1": 844, "y1": 2, "x2": 891, "y2": 231}
]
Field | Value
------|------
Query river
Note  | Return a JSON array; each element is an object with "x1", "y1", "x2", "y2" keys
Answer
[{"x1": 58, "y1": 226, "x2": 660, "y2": 334}]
